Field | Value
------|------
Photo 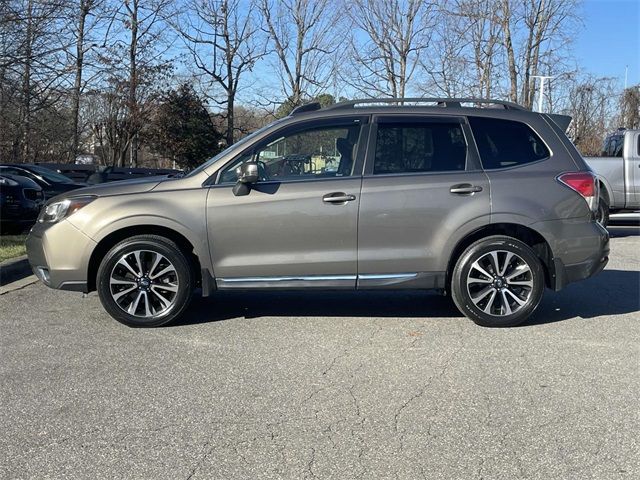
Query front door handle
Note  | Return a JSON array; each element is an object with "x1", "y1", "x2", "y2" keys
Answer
[
  {"x1": 450, "y1": 184, "x2": 483, "y2": 195},
  {"x1": 323, "y1": 192, "x2": 356, "y2": 203}
]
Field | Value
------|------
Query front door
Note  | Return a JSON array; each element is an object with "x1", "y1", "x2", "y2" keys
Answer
[
  {"x1": 357, "y1": 115, "x2": 491, "y2": 288},
  {"x1": 206, "y1": 117, "x2": 367, "y2": 289}
]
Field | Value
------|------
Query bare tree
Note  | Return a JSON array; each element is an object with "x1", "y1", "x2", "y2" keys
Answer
[
  {"x1": 427, "y1": 0, "x2": 502, "y2": 98},
  {"x1": 346, "y1": 0, "x2": 435, "y2": 98},
  {"x1": 619, "y1": 86, "x2": 640, "y2": 129},
  {"x1": 499, "y1": 0, "x2": 518, "y2": 102},
  {"x1": 84, "y1": 86, "x2": 131, "y2": 166},
  {"x1": 259, "y1": 0, "x2": 338, "y2": 108},
  {"x1": 465, "y1": 0, "x2": 502, "y2": 98},
  {"x1": 67, "y1": 0, "x2": 106, "y2": 162},
  {"x1": 563, "y1": 76, "x2": 617, "y2": 155},
  {"x1": 175, "y1": 0, "x2": 265, "y2": 145},
  {"x1": 499, "y1": 0, "x2": 579, "y2": 106},
  {"x1": 3, "y1": 0, "x2": 70, "y2": 162},
  {"x1": 100, "y1": 0, "x2": 173, "y2": 166}
]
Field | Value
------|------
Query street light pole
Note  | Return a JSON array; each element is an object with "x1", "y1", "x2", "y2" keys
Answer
[
  {"x1": 624, "y1": 65, "x2": 628, "y2": 90},
  {"x1": 531, "y1": 75, "x2": 555, "y2": 112}
]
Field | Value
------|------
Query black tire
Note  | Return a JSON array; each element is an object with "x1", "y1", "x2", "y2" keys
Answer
[
  {"x1": 451, "y1": 235, "x2": 545, "y2": 327},
  {"x1": 595, "y1": 198, "x2": 609, "y2": 228},
  {"x1": 97, "y1": 234, "x2": 193, "y2": 327}
]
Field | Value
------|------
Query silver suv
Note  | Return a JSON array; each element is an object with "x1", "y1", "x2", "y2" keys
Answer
[{"x1": 26, "y1": 98, "x2": 609, "y2": 327}]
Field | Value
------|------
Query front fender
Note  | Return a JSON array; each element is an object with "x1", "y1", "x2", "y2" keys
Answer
[{"x1": 67, "y1": 188, "x2": 213, "y2": 274}]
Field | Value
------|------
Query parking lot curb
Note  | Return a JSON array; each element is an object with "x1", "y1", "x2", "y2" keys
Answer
[
  {"x1": 0, "y1": 255, "x2": 32, "y2": 286},
  {"x1": 0, "y1": 275, "x2": 38, "y2": 295}
]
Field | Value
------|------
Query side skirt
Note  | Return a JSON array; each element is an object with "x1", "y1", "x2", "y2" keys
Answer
[{"x1": 214, "y1": 272, "x2": 445, "y2": 290}]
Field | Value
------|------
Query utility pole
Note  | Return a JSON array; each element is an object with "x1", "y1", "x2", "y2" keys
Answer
[
  {"x1": 531, "y1": 75, "x2": 555, "y2": 112},
  {"x1": 624, "y1": 65, "x2": 628, "y2": 90}
]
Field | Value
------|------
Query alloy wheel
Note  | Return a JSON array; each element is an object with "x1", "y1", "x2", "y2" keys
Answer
[
  {"x1": 466, "y1": 249, "x2": 534, "y2": 316},
  {"x1": 109, "y1": 249, "x2": 179, "y2": 318}
]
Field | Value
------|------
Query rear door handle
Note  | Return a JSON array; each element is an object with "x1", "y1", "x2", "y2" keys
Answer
[
  {"x1": 450, "y1": 184, "x2": 483, "y2": 195},
  {"x1": 323, "y1": 192, "x2": 356, "y2": 203}
]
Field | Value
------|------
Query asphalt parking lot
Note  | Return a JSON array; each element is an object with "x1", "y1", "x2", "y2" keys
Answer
[{"x1": 1, "y1": 226, "x2": 639, "y2": 479}]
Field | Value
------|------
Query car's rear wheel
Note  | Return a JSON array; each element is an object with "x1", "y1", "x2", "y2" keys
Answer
[
  {"x1": 97, "y1": 235, "x2": 193, "y2": 327},
  {"x1": 595, "y1": 198, "x2": 609, "y2": 228},
  {"x1": 451, "y1": 236, "x2": 545, "y2": 327}
]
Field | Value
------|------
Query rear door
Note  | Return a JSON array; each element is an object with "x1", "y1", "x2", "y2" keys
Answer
[{"x1": 357, "y1": 115, "x2": 491, "y2": 288}]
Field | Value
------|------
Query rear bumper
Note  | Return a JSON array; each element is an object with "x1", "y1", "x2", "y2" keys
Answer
[
  {"x1": 551, "y1": 222, "x2": 610, "y2": 291},
  {"x1": 25, "y1": 220, "x2": 95, "y2": 292}
]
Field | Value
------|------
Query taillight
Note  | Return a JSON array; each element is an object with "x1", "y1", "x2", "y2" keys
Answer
[{"x1": 557, "y1": 171, "x2": 598, "y2": 212}]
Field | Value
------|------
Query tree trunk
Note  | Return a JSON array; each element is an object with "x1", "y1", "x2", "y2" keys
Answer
[
  {"x1": 501, "y1": 0, "x2": 518, "y2": 103},
  {"x1": 71, "y1": 2, "x2": 89, "y2": 163},
  {"x1": 226, "y1": 91, "x2": 234, "y2": 146},
  {"x1": 128, "y1": 0, "x2": 139, "y2": 167},
  {"x1": 20, "y1": 0, "x2": 34, "y2": 162}
]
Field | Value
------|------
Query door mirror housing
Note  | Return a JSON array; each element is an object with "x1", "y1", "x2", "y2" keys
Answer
[
  {"x1": 238, "y1": 161, "x2": 259, "y2": 184},
  {"x1": 232, "y1": 161, "x2": 259, "y2": 196}
]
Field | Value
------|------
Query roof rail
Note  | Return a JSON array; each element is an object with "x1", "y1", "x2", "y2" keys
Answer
[
  {"x1": 324, "y1": 98, "x2": 527, "y2": 111},
  {"x1": 290, "y1": 102, "x2": 322, "y2": 115}
]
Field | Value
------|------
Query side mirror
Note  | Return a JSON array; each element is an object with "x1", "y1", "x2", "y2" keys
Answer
[
  {"x1": 238, "y1": 161, "x2": 259, "y2": 184},
  {"x1": 232, "y1": 161, "x2": 259, "y2": 196}
]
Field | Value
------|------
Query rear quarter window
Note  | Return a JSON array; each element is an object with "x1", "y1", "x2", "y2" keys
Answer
[{"x1": 468, "y1": 117, "x2": 550, "y2": 169}]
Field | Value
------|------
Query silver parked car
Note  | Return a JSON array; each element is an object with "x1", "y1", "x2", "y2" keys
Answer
[{"x1": 26, "y1": 98, "x2": 609, "y2": 327}]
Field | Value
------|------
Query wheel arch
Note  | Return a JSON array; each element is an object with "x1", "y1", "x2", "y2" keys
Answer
[
  {"x1": 445, "y1": 223, "x2": 555, "y2": 292},
  {"x1": 87, "y1": 225, "x2": 203, "y2": 293}
]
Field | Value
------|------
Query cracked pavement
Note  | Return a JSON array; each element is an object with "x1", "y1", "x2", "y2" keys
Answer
[{"x1": 1, "y1": 226, "x2": 638, "y2": 479}]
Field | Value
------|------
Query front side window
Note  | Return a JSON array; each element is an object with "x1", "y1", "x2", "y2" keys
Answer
[
  {"x1": 468, "y1": 117, "x2": 550, "y2": 169},
  {"x1": 218, "y1": 124, "x2": 362, "y2": 183},
  {"x1": 373, "y1": 122, "x2": 467, "y2": 175}
]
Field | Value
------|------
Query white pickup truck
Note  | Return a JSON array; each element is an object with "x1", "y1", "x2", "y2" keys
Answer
[{"x1": 584, "y1": 128, "x2": 640, "y2": 226}]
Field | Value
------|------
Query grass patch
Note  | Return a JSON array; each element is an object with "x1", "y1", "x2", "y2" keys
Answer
[{"x1": 0, "y1": 235, "x2": 27, "y2": 262}]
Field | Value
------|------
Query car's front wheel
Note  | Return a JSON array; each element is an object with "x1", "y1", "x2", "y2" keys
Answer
[
  {"x1": 451, "y1": 236, "x2": 545, "y2": 327},
  {"x1": 97, "y1": 235, "x2": 193, "y2": 327}
]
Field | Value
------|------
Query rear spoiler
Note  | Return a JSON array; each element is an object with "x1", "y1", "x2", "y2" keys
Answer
[{"x1": 545, "y1": 113, "x2": 572, "y2": 133}]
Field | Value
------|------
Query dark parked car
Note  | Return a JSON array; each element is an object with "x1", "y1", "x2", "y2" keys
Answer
[
  {"x1": 0, "y1": 174, "x2": 44, "y2": 233},
  {"x1": 0, "y1": 164, "x2": 86, "y2": 200}
]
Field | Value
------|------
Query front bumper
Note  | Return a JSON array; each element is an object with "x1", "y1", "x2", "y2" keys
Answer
[
  {"x1": 26, "y1": 219, "x2": 96, "y2": 292},
  {"x1": 1, "y1": 202, "x2": 40, "y2": 222}
]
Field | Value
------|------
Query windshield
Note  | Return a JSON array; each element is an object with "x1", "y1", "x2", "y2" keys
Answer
[
  {"x1": 186, "y1": 119, "x2": 285, "y2": 177},
  {"x1": 29, "y1": 165, "x2": 75, "y2": 184}
]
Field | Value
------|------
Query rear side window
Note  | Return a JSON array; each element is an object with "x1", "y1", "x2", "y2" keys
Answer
[
  {"x1": 602, "y1": 134, "x2": 624, "y2": 157},
  {"x1": 373, "y1": 122, "x2": 467, "y2": 174},
  {"x1": 468, "y1": 117, "x2": 550, "y2": 169}
]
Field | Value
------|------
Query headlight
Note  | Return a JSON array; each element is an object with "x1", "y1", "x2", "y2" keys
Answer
[{"x1": 38, "y1": 196, "x2": 96, "y2": 223}]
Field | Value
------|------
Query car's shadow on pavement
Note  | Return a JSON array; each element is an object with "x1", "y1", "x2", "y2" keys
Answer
[
  {"x1": 173, "y1": 268, "x2": 639, "y2": 328},
  {"x1": 524, "y1": 269, "x2": 640, "y2": 326},
  {"x1": 174, "y1": 290, "x2": 463, "y2": 326}
]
